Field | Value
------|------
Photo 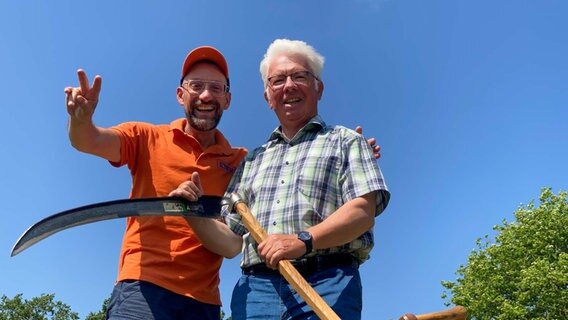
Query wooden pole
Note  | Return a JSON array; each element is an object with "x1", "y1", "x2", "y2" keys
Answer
[
  {"x1": 399, "y1": 306, "x2": 467, "y2": 320},
  {"x1": 232, "y1": 200, "x2": 341, "y2": 320}
]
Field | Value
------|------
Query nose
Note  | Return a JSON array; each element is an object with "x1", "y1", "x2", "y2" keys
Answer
[
  {"x1": 199, "y1": 87, "x2": 215, "y2": 101},
  {"x1": 283, "y1": 76, "x2": 298, "y2": 91}
]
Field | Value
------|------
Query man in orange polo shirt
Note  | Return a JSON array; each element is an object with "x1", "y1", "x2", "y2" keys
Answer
[{"x1": 64, "y1": 46, "x2": 246, "y2": 319}]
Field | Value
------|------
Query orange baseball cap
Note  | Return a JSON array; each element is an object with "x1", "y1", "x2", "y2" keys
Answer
[{"x1": 180, "y1": 46, "x2": 229, "y2": 85}]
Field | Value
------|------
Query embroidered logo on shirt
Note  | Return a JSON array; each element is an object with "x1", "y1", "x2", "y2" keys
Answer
[{"x1": 218, "y1": 161, "x2": 236, "y2": 174}]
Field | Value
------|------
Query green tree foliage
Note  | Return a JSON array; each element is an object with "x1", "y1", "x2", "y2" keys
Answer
[
  {"x1": 221, "y1": 309, "x2": 232, "y2": 320},
  {"x1": 84, "y1": 298, "x2": 108, "y2": 320},
  {"x1": 0, "y1": 293, "x2": 79, "y2": 320},
  {"x1": 442, "y1": 188, "x2": 568, "y2": 319}
]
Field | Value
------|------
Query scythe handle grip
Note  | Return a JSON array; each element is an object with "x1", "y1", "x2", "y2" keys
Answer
[{"x1": 234, "y1": 202, "x2": 340, "y2": 320}]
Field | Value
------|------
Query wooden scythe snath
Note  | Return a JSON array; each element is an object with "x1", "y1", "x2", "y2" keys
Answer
[{"x1": 12, "y1": 191, "x2": 468, "y2": 320}]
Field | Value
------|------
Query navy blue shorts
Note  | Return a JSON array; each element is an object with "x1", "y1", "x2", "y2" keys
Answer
[{"x1": 107, "y1": 280, "x2": 220, "y2": 320}]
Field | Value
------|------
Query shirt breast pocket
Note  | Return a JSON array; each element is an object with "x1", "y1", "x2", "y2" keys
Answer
[{"x1": 296, "y1": 153, "x2": 341, "y2": 208}]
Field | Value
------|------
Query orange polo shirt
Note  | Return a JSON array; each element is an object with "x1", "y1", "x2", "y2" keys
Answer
[{"x1": 110, "y1": 118, "x2": 247, "y2": 305}]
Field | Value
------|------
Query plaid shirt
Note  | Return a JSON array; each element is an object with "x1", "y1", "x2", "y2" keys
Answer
[{"x1": 223, "y1": 115, "x2": 390, "y2": 267}]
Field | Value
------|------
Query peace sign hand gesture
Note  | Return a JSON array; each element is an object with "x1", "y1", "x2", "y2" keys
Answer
[{"x1": 64, "y1": 69, "x2": 102, "y2": 124}]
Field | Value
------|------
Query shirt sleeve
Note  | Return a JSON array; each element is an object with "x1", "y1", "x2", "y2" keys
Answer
[
  {"x1": 339, "y1": 129, "x2": 390, "y2": 216},
  {"x1": 108, "y1": 122, "x2": 147, "y2": 169},
  {"x1": 221, "y1": 158, "x2": 248, "y2": 236}
]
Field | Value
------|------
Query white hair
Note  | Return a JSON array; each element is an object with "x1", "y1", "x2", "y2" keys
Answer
[{"x1": 259, "y1": 39, "x2": 325, "y2": 87}]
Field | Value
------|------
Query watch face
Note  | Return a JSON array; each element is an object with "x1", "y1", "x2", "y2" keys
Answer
[
  {"x1": 298, "y1": 231, "x2": 311, "y2": 241},
  {"x1": 298, "y1": 231, "x2": 312, "y2": 256}
]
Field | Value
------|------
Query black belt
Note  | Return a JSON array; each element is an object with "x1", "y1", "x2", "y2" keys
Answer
[{"x1": 242, "y1": 253, "x2": 359, "y2": 277}]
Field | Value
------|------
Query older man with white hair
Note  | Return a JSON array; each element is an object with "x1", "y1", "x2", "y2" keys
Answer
[{"x1": 224, "y1": 39, "x2": 390, "y2": 319}]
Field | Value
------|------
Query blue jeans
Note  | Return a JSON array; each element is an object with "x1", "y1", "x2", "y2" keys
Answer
[
  {"x1": 106, "y1": 280, "x2": 220, "y2": 320},
  {"x1": 231, "y1": 265, "x2": 362, "y2": 320}
]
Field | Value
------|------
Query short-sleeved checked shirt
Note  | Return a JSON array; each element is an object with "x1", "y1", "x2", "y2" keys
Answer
[{"x1": 223, "y1": 115, "x2": 390, "y2": 267}]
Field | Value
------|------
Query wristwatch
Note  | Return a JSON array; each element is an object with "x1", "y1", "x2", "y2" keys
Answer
[{"x1": 297, "y1": 231, "x2": 313, "y2": 256}]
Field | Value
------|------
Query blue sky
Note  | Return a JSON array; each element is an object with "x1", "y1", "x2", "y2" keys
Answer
[{"x1": 1, "y1": 1, "x2": 567, "y2": 319}]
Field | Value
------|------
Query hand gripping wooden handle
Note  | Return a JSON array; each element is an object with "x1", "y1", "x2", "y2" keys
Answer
[
  {"x1": 399, "y1": 306, "x2": 467, "y2": 320},
  {"x1": 233, "y1": 201, "x2": 341, "y2": 320}
]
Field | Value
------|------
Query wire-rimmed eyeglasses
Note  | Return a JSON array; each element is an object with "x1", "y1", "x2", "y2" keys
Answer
[
  {"x1": 266, "y1": 70, "x2": 319, "y2": 91},
  {"x1": 181, "y1": 79, "x2": 229, "y2": 97}
]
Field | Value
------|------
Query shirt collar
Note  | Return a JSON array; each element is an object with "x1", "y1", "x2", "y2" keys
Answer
[
  {"x1": 268, "y1": 115, "x2": 326, "y2": 144},
  {"x1": 169, "y1": 118, "x2": 235, "y2": 155}
]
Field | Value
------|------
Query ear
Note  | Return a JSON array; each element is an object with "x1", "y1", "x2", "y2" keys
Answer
[
  {"x1": 223, "y1": 92, "x2": 232, "y2": 110},
  {"x1": 316, "y1": 80, "x2": 324, "y2": 101},
  {"x1": 176, "y1": 87, "x2": 185, "y2": 105},
  {"x1": 263, "y1": 89, "x2": 275, "y2": 110}
]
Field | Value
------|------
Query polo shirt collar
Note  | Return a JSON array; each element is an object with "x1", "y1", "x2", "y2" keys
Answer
[{"x1": 169, "y1": 118, "x2": 235, "y2": 155}]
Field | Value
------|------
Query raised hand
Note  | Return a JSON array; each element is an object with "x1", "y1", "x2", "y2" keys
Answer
[
  {"x1": 64, "y1": 69, "x2": 102, "y2": 124},
  {"x1": 169, "y1": 172, "x2": 204, "y2": 201},
  {"x1": 355, "y1": 126, "x2": 381, "y2": 159}
]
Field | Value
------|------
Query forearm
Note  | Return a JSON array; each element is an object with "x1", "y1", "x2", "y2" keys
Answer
[
  {"x1": 257, "y1": 192, "x2": 378, "y2": 266},
  {"x1": 309, "y1": 192, "x2": 377, "y2": 250},
  {"x1": 185, "y1": 217, "x2": 243, "y2": 258},
  {"x1": 68, "y1": 118, "x2": 120, "y2": 162}
]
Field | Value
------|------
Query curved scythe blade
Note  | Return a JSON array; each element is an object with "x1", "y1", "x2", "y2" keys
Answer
[{"x1": 11, "y1": 196, "x2": 222, "y2": 257}]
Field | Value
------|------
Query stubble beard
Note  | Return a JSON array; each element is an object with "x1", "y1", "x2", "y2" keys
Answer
[{"x1": 186, "y1": 100, "x2": 223, "y2": 132}]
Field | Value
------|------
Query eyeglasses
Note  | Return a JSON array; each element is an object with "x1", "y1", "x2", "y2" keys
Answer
[
  {"x1": 266, "y1": 70, "x2": 318, "y2": 90},
  {"x1": 181, "y1": 79, "x2": 229, "y2": 97}
]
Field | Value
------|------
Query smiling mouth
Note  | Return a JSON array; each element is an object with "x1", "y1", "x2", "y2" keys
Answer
[
  {"x1": 196, "y1": 105, "x2": 215, "y2": 112},
  {"x1": 192, "y1": 99, "x2": 219, "y2": 114},
  {"x1": 284, "y1": 97, "x2": 302, "y2": 104}
]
